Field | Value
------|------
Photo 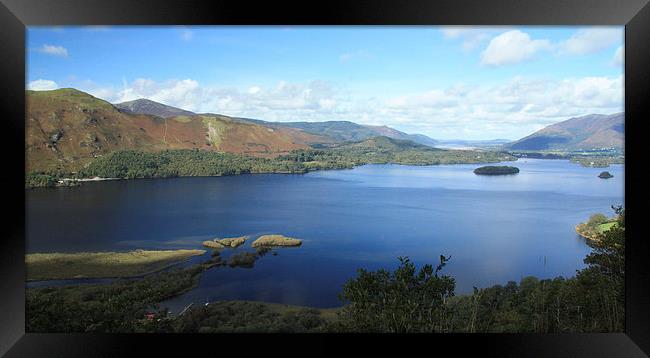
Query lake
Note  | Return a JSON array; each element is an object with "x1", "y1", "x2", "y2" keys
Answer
[{"x1": 26, "y1": 159, "x2": 624, "y2": 310}]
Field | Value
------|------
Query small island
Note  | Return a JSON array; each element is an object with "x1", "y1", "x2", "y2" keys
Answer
[
  {"x1": 251, "y1": 234, "x2": 302, "y2": 247},
  {"x1": 26, "y1": 249, "x2": 206, "y2": 281},
  {"x1": 473, "y1": 166, "x2": 520, "y2": 175},
  {"x1": 202, "y1": 236, "x2": 248, "y2": 249},
  {"x1": 598, "y1": 171, "x2": 614, "y2": 179}
]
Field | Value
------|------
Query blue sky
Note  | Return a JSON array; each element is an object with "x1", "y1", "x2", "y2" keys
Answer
[{"x1": 27, "y1": 26, "x2": 623, "y2": 140}]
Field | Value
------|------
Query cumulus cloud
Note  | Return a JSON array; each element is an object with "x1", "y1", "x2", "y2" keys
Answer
[
  {"x1": 480, "y1": 30, "x2": 551, "y2": 66},
  {"x1": 85, "y1": 78, "x2": 342, "y2": 118},
  {"x1": 37, "y1": 44, "x2": 68, "y2": 57},
  {"x1": 446, "y1": 27, "x2": 622, "y2": 67},
  {"x1": 81, "y1": 74, "x2": 623, "y2": 140},
  {"x1": 440, "y1": 26, "x2": 511, "y2": 51},
  {"x1": 375, "y1": 75, "x2": 623, "y2": 139},
  {"x1": 559, "y1": 28, "x2": 622, "y2": 55},
  {"x1": 613, "y1": 46, "x2": 624, "y2": 66},
  {"x1": 27, "y1": 79, "x2": 58, "y2": 91}
]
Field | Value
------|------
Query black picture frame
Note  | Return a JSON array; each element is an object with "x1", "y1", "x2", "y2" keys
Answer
[{"x1": 1, "y1": 0, "x2": 648, "y2": 356}]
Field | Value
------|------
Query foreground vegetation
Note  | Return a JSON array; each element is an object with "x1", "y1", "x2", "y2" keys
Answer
[
  {"x1": 26, "y1": 207, "x2": 624, "y2": 333},
  {"x1": 26, "y1": 249, "x2": 206, "y2": 281},
  {"x1": 26, "y1": 257, "x2": 224, "y2": 332},
  {"x1": 333, "y1": 206, "x2": 624, "y2": 333},
  {"x1": 26, "y1": 137, "x2": 515, "y2": 187}
]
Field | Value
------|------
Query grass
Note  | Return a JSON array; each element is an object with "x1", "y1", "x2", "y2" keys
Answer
[
  {"x1": 26, "y1": 249, "x2": 206, "y2": 281},
  {"x1": 251, "y1": 234, "x2": 302, "y2": 247},
  {"x1": 596, "y1": 222, "x2": 617, "y2": 233},
  {"x1": 576, "y1": 219, "x2": 617, "y2": 241}
]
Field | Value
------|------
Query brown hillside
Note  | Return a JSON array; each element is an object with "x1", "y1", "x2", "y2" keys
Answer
[{"x1": 26, "y1": 89, "x2": 330, "y2": 173}]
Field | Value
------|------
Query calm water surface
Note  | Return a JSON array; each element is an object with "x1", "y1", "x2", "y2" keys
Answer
[{"x1": 26, "y1": 159, "x2": 624, "y2": 309}]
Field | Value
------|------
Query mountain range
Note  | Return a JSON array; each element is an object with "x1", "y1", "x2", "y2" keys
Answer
[
  {"x1": 26, "y1": 89, "x2": 327, "y2": 172},
  {"x1": 25, "y1": 88, "x2": 624, "y2": 173},
  {"x1": 115, "y1": 98, "x2": 439, "y2": 147},
  {"x1": 25, "y1": 89, "x2": 438, "y2": 173}
]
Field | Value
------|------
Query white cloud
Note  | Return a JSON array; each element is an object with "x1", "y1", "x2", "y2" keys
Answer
[
  {"x1": 81, "y1": 74, "x2": 622, "y2": 140},
  {"x1": 613, "y1": 46, "x2": 624, "y2": 66},
  {"x1": 37, "y1": 44, "x2": 68, "y2": 57},
  {"x1": 559, "y1": 28, "x2": 622, "y2": 55},
  {"x1": 445, "y1": 27, "x2": 622, "y2": 67},
  {"x1": 339, "y1": 49, "x2": 373, "y2": 63},
  {"x1": 180, "y1": 29, "x2": 193, "y2": 42},
  {"x1": 480, "y1": 30, "x2": 551, "y2": 66},
  {"x1": 27, "y1": 79, "x2": 58, "y2": 91},
  {"x1": 85, "y1": 78, "x2": 341, "y2": 116},
  {"x1": 374, "y1": 75, "x2": 622, "y2": 139},
  {"x1": 440, "y1": 27, "x2": 511, "y2": 51}
]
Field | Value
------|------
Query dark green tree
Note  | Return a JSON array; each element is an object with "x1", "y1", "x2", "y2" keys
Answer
[{"x1": 336, "y1": 256, "x2": 455, "y2": 332}]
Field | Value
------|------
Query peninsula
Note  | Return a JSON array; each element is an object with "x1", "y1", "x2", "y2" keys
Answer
[{"x1": 26, "y1": 249, "x2": 206, "y2": 281}]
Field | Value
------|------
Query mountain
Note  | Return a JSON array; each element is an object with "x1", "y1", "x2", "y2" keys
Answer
[
  {"x1": 26, "y1": 89, "x2": 328, "y2": 172},
  {"x1": 506, "y1": 113, "x2": 624, "y2": 151},
  {"x1": 114, "y1": 99, "x2": 438, "y2": 147},
  {"x1": 342, "y1": 135, "x2": 439, "y2": 151},
  {"x1": 363, "y1": 125, "x2": 438, "y2": 147},
  {"x1": 114, "y1": 98, "x2": 196, "y2": 118},
  {"x1": 246, "y1": 120, "x2": 438, "y2": 147}
]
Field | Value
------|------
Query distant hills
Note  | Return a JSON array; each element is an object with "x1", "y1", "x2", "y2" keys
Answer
[
  {"x1": 26, "y1": 88, "x2": 624, "y2": 173},
  {"x1": 26, "y1": 89, "x2": 438, "y2": 173},
  {"x1": 26, "y1": 89, "x2": 327, "y2": 172},
  {"x1": 506, "y1": 113, "x2": 624, "y2": 151},
  {"x1": 114, "y1": 99, "x2": 439, "y2": 147},
  {"x1": 435, "y1": 139, "x2": 512, "y2": 150}
]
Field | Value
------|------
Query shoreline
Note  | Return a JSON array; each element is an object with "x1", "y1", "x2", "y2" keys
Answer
[
  {"x1": 59, "y1": 176, "x2": 122, "y2": 183},
  {"x1": 575, "y1": 221, "x2": 616, "y2": 242},
  {"x1": 575, "y1": 225, "x2": 598, "y2": 241},
  {"x1": 26, "y1": 157, "x2": 520, "y2": 189}
]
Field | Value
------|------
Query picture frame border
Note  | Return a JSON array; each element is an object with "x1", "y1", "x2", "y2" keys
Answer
[{"x1": 1, "y1": 0, "x2": 648, "y2": 356}]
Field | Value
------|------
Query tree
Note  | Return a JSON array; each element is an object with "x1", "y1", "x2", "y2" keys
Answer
[
  {"x1": 587, "y1": 213, "x2": 609, "y2": 227},
  {"x1": 336, "y1": 256, "x2": 455, "y2": 332}
]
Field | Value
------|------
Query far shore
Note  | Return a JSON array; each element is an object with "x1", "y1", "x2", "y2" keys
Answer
[{"x1": 59, "y1": 176, "x2": 122, "y2": 182}]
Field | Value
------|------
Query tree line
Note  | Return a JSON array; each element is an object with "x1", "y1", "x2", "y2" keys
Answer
[{"x1": 26, "y1": 143, "x2": 514, "y2": 188}]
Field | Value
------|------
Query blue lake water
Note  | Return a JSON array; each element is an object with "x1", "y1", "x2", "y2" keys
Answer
[{"x1": 26, "y1": 159, "x2": 624, "y2": 309}]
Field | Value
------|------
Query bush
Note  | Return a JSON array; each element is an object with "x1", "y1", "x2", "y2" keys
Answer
[{"x1": 337, "y1": 256, "x2": 455, "y2": 332}]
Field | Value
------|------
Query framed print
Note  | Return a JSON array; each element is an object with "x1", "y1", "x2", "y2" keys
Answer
[{"x1": 1, "y1": 0, "x2": 649, "y2": 356}]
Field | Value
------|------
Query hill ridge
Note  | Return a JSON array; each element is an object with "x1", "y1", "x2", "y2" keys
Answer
[{"x1": 507, "y1": 112, "x2": 623, "y2": 151}]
